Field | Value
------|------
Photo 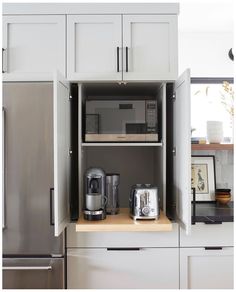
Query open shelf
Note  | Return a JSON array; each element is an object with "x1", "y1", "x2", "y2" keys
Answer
[
  {"x1": 75, "y1": 208, "x2": 172, "y2": 232},
  {"x1": 191, "y1": 143, "x2": 234, "y2": 151},
  {"x1": 82, "y1": 142, "x2": 163, "y2": 147}
]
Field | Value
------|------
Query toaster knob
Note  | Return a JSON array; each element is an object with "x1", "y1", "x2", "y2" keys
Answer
[{"x1": 142, "y1": 206, "x2": 150, "y2": 216}]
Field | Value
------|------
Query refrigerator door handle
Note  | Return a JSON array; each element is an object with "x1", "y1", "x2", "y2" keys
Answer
[
  {"x1": 3, "y1": 266, "x2": 52, "y2": 271},
  {"x1": 50, "y1": 188, "x2": 54, "y2": 226},
  {"x1": 2, "y1": 107, "x2": 6, "y2": 229}
]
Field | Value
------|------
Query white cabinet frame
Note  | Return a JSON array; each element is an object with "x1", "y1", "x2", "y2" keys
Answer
[{"x1": 53, "y1": 71, "x2": 70, "y2": 236}]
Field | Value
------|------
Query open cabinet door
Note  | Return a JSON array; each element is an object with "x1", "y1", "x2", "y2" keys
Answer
[
  {"x1": 173, "y1": 69, "x2": 191, "y2": 234},
  {"x1": 53, "y1": 71, "x2": 70, "y2": 236}
]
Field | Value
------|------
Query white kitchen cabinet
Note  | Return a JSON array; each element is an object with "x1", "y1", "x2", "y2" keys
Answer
[
  {"x1": 53, "y1": 71, "x2": 71, "y2": 236},
  {"x1": 67, "y1": 248, "x2": 179, "y2": 289},
  {"x1": 180, "y1": 247, "x2": 234, "y2": 289},
  {"x1": 67, "y1": 14, "x2": 178, "y2": 81},
  {"x1": 2, "y1": 15, "x2": 65, "y2": 81},
  {"x1": 123, "y1": 15, "x2": 177, "y2": 81},
  {"x1": 67, "y1": 15, "x2": 122, "y2": 81}
]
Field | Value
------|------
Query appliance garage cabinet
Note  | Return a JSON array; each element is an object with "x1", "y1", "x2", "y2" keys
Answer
[{"x1": 2, "y1": 3, "x2": 192, "y2": 236}]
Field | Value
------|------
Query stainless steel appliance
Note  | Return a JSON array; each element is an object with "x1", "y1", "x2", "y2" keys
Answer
[
  {"x1": 84, "y1": 167, "x2": 106, "y2": 220},
  {"x1": 129, "y1": 184, "x2": 159, "y2": 220},
  {"x1": 106, "y1": 173, "x2": 120, "y2": 215},
  {"x1": 2, "y1": 83, "x2": 65, "y2": 289},
  {"x1": 85, "y1": 99, "x2": 158, "y2": 142}
]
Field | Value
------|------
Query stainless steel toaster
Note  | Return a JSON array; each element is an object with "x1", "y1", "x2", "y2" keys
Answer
[{"x1": 129, "y1": 184, "x2": 159, "y2": 220}]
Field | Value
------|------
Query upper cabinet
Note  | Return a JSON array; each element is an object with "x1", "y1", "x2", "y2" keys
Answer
[
  {"x1": 123, "y1": 15, "x2": 177, "y2": 81},
  {"x1": 2, "y1": 15, "x2": 66, "y2": 81},
  {"x1": 67, "y1": 15, "x2": 122, "y2": 81},
  {"x1": 67, "y1": 14, "x2": 178, "y2": 81}
]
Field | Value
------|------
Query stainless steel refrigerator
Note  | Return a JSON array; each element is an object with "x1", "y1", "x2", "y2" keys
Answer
[{"x1": 2, "y1": 82, "x2": 67, "y2": 289}]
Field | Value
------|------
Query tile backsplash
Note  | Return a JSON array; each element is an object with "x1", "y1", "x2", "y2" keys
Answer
[{"x1": 192, "y1": 150, "x2": 234, "y2": 199}]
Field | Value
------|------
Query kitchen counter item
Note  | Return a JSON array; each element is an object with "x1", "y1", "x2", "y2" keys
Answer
[
  {"x1": 191, "y1": 202, "x2": 233, "y2": 223},
  {"x1": 106, "y1": 173, "x2": 120, "y2": 215},
  {"x1": 215, "y1": 189, "x2": 231, "y2": 205},
  {"x1": 84, "y1": 167, "x2": 106, "y2": 221},
  {"x1": 129, "y1": 184, "x2": 159, "y2": 220}
]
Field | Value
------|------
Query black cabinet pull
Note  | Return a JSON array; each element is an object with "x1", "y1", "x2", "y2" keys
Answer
[
  {"x1": 116, "y1": 47, "x2": 120, "y2": 72},
  {"x1": 191, "y1": 187, "x2": 196, "y2": 225},
  {"x1": 50, "y1": 188, "x2": 54, "y2": 226},
  {"x1": 2, "y1": 48, "x2": 6, "y2": 73},
  {"x1": 125, "y1": 47, "x2": 128, "y2": 72},
  {"x1": 205, "y1": 247, "x2": 223, "y2": 250}
]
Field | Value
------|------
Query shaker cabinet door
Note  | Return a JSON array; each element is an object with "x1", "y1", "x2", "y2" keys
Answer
[
  {"x1": 123, "y1": 15, "x2": 178, "y2": 81},
  {"x1": 2, "y1": 15, "x2": 65, "y2": 81},
  {"x1": 67, "y1": 248, "x2": 179, "y2": 289},
  {"x1": 180, "y1": 247, "x2": 234, "y2": 289},
  {"x1": 173, "y1": 69, "x2": 191, "y2": 234},
  {"x1": 67, "y1": 15, "x2": 122, "y2": 81},
  {"x1": 53, "y1": 71, "x2": 70, "y2": 236}
]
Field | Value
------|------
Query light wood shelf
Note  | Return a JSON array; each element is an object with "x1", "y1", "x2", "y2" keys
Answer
[
  {"x1": 76, "y1": 208, "x2": 172, "y2": 232},
  {"x1": 191, "y1": 143, "x2": 234, "y2": 151}
]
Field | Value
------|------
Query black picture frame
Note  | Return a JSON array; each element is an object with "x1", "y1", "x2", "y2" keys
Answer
[{"x1": 191, "y1": 155, "x2": 216, "y2": 201}]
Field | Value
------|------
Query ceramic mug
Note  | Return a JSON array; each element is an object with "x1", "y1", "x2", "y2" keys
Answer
[{"x1": 206, "y1": 121, "x2": 223, "y2": 143}]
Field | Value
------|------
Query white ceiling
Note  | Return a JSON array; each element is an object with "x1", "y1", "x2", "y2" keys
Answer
[{"x1": 178, "y1": 0, "x2": 234, "y2": 32}]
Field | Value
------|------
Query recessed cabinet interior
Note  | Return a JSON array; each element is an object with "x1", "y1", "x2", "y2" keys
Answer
[
  {"x1": 2, "y1": 15, "x2": 66, "y2": 81},
  {"x1": 67, "y1": 14, "x2": 177, "y2": 81}
]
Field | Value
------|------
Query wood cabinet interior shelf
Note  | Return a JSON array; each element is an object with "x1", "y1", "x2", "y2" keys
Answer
[
  {"x1": 76, "y1": 208, "x2": 172, "y2": 232},
  {"x1": 191, "y1": 144, "x2": 234, "y2": 151}
]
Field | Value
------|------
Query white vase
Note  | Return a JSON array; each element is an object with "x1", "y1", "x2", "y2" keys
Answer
[{"x1": 207, "y1": 121, "x2": 223, "y2": 143}]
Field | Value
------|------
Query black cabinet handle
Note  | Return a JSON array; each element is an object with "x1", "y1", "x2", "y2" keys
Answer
[
  {"x1": 50, "y1": 188, "x2": 54, "y2": 226},
  {"x1": 2, "y1": 48, "x2": 6, "y2": 73},
  {"x1": 116, "y1": 47, "x2": 120, "y2": 72},
  {"x1": 191, "y1": 187, "x2": 196, "y2": 225},
  {"x1": 125, "y1": 47, "x2": 128, "y2": 72},
  {"x1": 205, "y1": 247, "x2": 223, "y2": 250}
]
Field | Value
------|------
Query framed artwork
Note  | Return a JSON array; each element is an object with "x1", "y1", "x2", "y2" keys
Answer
[{"x1": 191, "y1": 155, "x2": 216, "y2": 201}]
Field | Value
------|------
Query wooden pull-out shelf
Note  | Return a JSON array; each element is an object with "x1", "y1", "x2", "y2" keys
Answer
[{"x1": 76, "y1": 208, "x2": 172, "y2": 232}]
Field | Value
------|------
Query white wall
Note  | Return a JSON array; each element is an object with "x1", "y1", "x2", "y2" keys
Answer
[{"x1": 179, "y1": 31, "x2": 234, "y2": 77}]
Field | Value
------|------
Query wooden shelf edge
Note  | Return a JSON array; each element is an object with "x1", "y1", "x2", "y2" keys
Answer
[
  {"x1": 82, "y1": 142, "x2": 163, "y2": 147},
  {"x1": 75, "y1": 209, "x2": 172, "y2": 232},
  {"x1": 191, "y1": 143, "x2": 234, "y2": 151}
]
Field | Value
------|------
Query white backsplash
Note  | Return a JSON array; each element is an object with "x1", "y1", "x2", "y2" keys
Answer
[{"x1": 192, "y1": 150, "x2": 234, "y2": 199}]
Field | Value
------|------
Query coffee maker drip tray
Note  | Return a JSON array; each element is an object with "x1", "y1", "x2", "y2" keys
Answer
[{"x1": 84, "y1": 209, "x2": 106, "y2": 221}]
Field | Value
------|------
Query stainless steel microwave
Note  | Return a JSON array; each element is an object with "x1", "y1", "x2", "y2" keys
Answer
[{"x1": 85, "y1": 99, "x2": 158, "y2": 142}]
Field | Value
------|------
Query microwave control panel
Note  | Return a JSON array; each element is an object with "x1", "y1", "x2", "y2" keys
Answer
[{"x1": 146, "y1": 101, "x2": 157, "y2": 133}]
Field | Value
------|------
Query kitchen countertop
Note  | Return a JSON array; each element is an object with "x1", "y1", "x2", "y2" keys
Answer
[{"x1": 192, "y1": 201, "x2": 234, "y2": 223}]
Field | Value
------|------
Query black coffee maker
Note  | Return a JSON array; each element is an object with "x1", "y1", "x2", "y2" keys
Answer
[{"x1": 84, "y1": 167, "x2": 106, "y2": 221}]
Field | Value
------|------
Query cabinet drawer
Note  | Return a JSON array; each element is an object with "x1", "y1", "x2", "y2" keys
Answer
[
  {"x1": 180, "y1": 223, "x2": 234, "y2": 247},
  {"x1": 67, "y1": 223, "x2": 179, "y2": 248},
  {"x1": 67, "y1": 248, "x2": 179, "y2": 289}
]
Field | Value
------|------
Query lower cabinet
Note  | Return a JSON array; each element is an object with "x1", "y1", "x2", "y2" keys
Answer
[
  {"x1": 180, "y1": 247, "x2": 234, "y2": 289},
  {"x1": 67, "y1": 248, "x2": 179, "y2": 289}
]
